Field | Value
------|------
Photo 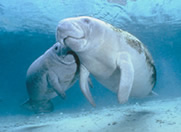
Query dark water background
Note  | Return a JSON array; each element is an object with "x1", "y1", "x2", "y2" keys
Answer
[{"x1": 0, "y1": 0, "x2": 181, "y2": 115}]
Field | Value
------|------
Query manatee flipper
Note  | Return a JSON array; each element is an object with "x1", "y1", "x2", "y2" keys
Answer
[
  {"x1": 88, "y1": 78, "x2": 93, "y2": 88},
  {"x1": 116, "y1": 52, "x2": 134, "y2": 104},
  {"x1": 80, "y1": 64, "x2": 96, "y2": 106},
  {"x1": 21, "y1": 99, "x2": 34, "y2": 111},
  {"x1": 47, "y1": 72, "x2": 66, "y2": 99},
  {"x1": 45, "y1": 88, "x2": 58, "y2": 99},
  {"x1": 148, "y1": 91, "x2": 159, "y2": 96}
]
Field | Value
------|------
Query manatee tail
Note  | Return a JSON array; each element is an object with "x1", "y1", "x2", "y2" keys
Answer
[
  {"x1": 21, "y1": 99, "x2": 54, "y2": 113},
  {"x1": 21, "y1": 99, "x2": 34, "y2": 111}
]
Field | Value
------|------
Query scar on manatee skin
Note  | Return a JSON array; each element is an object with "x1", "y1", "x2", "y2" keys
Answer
[
  {"x1": 108, "y1": 24, "x2": 124, "y2": 33},
  {"x1": 144, "y1": 50, "x2": 157, "y2": 86},
  {"x1": 125, "y1": 33, "x2": 156, "y2": 86},
  {"x1": 109, "y1": 24, "x2": 143, "y2": 54},
  {"x1": 108, "y1": 22, "x2": 156, "y2": 87},
  {"x1": 125, "y1": 35, "x2": 143, "y2": 54}
]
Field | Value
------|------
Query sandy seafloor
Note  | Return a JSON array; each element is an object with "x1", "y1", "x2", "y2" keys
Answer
[{"x1": 0, "y1": 97, "x2": 181, "y2": 132}]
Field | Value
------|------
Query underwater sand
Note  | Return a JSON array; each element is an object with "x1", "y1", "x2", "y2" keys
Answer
[{"x1": 0, "y1": 97, "x2": 181, "y2": 132}]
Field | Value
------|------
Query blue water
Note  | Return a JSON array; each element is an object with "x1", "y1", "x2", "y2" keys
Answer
[{"x1": 0, "y1": 0, "x2": 181, "y2": 115}]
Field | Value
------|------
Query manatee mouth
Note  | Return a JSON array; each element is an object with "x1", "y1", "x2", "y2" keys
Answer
[
  {"x1": 61, "y1": 35, "x2": 87, "y2": 53},
  {"x1": 53, "y1": 42, "x2": 76, "y2": 65},
  {"x1": 62, "y1": 35, "x2": 85, "y2": 46},
  {"x1": 58, "y1": 54, "x2": 76, "y2": 65}
]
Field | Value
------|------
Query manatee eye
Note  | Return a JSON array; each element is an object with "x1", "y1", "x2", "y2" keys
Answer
[
  {"x1": 55, "y1": 46, "x2": 58, "y2": 50},
  {"x1": 83, "y1": 18, "x2": 90, "y2": 24}
]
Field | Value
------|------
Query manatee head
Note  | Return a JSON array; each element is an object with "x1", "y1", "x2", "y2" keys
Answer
[
  {"x1": 56, "y1": 16, "x2": 106, "y2": 52},
  {"x1": 47, "y1": 42, "x2": 76, "y2": 65}
]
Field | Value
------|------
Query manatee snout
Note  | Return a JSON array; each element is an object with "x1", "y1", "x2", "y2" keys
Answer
[{"x1": 57, "y1": 19, "x2": 84, "y2": 46}]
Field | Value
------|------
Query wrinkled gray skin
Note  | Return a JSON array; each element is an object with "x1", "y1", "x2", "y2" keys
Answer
[
  {"x1": 23, "y1": 42, "x2": 79, "y2": 113},
  {"x1": 56, "y1": 16, "x2": 156, "y2": 106}
]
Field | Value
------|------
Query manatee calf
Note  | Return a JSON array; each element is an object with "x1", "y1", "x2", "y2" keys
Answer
[
  {"x1": 56, "y1": 16, "x2": 156, "y2": 106},
  {"x1": 23, "y1": 42, "x2": 79, "y2": 113}
]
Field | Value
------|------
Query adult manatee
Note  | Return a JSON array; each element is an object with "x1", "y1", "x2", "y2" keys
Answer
[
  {"x1": 23, "y1": 42, "x2": 79, "y2": 113},
  {"x1": 56, "y1": 16, "x2": 156, "y2": 106}
]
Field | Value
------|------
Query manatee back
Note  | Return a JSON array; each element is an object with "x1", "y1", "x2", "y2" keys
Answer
[{"x1": 26, "y1": 54, "x2": 50, "y2": 101}]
